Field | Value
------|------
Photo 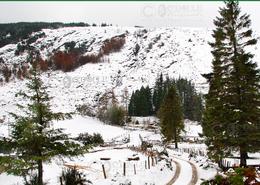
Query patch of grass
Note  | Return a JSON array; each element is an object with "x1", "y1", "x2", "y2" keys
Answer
[{"x1": 0, "y1": 166, "x2": 5, "y2": 174}]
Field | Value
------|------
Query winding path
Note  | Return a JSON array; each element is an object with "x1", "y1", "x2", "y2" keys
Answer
[
  {"x1": 166, "y1": 160, "x2": 181, "y2": 185},
  {"x1": 187, "y1": 160, "x2": 198, "y2": 185},
  {"x1": 166, "y1": 155, "x2": 198, "y2": 185}
]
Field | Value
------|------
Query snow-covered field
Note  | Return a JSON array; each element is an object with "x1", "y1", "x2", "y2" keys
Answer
[
  {"x1": 1, "y1": 113, "x2": 259, "y2": 185},
  {"x1": 0, "y1": 115, "x2": 218, "y2": 185},
  {"x1": 0, "y1": 116, "x2": 170, "y2": 185}
]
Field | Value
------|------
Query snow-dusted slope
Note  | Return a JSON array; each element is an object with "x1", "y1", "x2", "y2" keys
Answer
[{"x1": 0, "y1": 26, "x2": 259, "y2": 119}]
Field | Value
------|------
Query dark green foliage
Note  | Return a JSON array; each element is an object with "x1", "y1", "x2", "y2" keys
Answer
[
  {"x1": 202, "y1": 1, "x2": 260, "y2": 167},
  {"x1": 0, "y1": 137, "x2": 12, "y2": 154},
  {"x1": 76, "y1": 133, "x2": 104, "y2": 147},
  {"x1": 133, "y1": 43, "x2": 140, "y2": 56},
  {"x1": 172, "y1": 78, "x2": 203, "y2": 121},
  {"x1": 0, "y1": 22, "x2": 90, "y2": 48},
  {"x1": 153, "y1": 73, "x2": 164, "y2": 113},
  {"x1": 61, "y1": 168, "x2": 90, "y2": 185},
  {"x1": 64, "y1": 41, "x2": 76, "y2": 52},
  {"x1": 128, "y1": 86, "x2": 153, "y2": 117},
  {"x1": 101, "y1": 23, "x2": 108, "y2": 27},
  {"x1": 158, "y1": 86, "x2": 184, "y2": 148},
  {"x1": 128, "y1": 74, "x2": 203, "y2": 122},
  {"x1": 141, "y1": 141, "x2": 153, "y2": 150},
  {"x1": 0, "y1": 54, "x2": 85, "y2": 185}
]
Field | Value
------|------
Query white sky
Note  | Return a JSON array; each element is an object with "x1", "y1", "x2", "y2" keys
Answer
[{"x1": 0, "y1": 2, "x2": 260, "y2": 30}]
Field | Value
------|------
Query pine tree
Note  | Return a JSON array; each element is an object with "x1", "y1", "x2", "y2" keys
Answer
[
  {"x1": 158, "y1": 86, "x2": 184, "y2": 148},
  {"x1": 202, "y1": 1, "x2": 260, "y2": 167},
  {"x1": 145, "y1": 86, "x2": 153, "y2": 115},
  {"x1": 153, "y1": 73, "x2": 164, "y2": 113},
  {"x1": 0, "y1": 55, "x2": 84, "y2": 184},
  {"x1": 128, "y1": 91, "x2": 135, "y2": 116}
]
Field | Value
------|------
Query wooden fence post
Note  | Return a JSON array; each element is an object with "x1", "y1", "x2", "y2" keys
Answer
[
  {"x1": 134, "y1": 164, "x2": 136, "y2": 175},
  {"x1": 59, "y1": 177, "x2": 63, "y2": 185},
  {"x1": 123, "y1": 162, "x2": 126, "y2": 176},
  {"x1": 148, "y1": 156, "x2": 150, "y2": 169},
  {"x1": 145, "y1": 160, "x2": 147, "y2": 169},
  {"x1": 102, "y1": 164, "x2": 106, "y2": 179}
]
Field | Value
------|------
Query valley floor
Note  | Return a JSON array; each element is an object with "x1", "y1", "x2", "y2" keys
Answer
[{"x1": 1, "y1": 116, "x2": 259, "y2": 185}]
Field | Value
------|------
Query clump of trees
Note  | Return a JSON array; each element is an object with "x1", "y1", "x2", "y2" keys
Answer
[
  {"x1": 46, "y1": 35, "x2": 125, "y2": 72},
  {"x1": 96, "y1": 90, "x2": 126, "y2": 126},
  {"x1": 202, "y1": 1, "x2": 260, "y2": 167},
  {"x1": 1, "y1": 34, "x2": 126, "y2": 83},
  {"x1": 15, "y1": 32, "x2": 46, "y2": 56},
  {"x1": 0, "y1": 22, "x2": 90, "y2": 48},
  {"x1": 58, "y1": 37, "x2": 124, "y2": 70},
  {"x1": 51, "y1": 51, "x2": 79, "y2": 72},
  {"x1": 128, "y1": 86, "x2": 153, "y2": 117},
  {"x1": 101, "y1": 36, "x2": 126, "y2": 55},
  {"x1": 103, "y1": 104, "x2": 126, "y2": 126},
  {"x1": 128, "y1": 74, "x2": 203, "y2": 122}
]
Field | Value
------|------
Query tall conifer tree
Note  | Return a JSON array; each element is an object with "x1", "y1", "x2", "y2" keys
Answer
[
  {"x1": 0, "y1": 54, "x2": 84, "y2": 184},
  {"x1": 202, "y1": 1, "x2": 260, "y2": 167},
  {"x1": 158, "y1": 86, "x2": 184, "y2": 148}
]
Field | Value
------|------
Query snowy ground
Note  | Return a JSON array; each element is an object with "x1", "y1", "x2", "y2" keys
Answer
[
  {"x1": 0, "y1": 116, "x2": 259, "y2": 185},
  {"x1": 0, "y1": 116, "x2": 170, "y2": 185}
]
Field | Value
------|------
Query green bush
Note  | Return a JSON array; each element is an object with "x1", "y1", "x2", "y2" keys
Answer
[
  {"x1": 60, "y1": 168, "x2": 90, "y2": 185},
  {"x1": 105, "y1": 104, "x2": 125, "y2": 126},
  {"x1": 76, "y1": 133, "x2": 104, "y2": 146}
]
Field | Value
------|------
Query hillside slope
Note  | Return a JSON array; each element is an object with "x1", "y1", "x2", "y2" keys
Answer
[{"x1": 0, "y1": 26, "x2": 259, "y2": 119}]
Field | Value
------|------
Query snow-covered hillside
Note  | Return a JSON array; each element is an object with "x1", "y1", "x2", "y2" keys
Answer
[{"x1": 0, "y1": 26, "x2": 259, "y2": 119}]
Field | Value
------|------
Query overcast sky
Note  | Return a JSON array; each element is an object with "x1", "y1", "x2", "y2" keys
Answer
[{"x1": 0, "y1": 2, "x2": 260, "y2": 30}]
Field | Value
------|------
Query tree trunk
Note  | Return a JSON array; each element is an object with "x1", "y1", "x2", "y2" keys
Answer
[
  {"x1": 37, "y1": 159, "x2": 43, "y2": 185},
  {"x1": 174, "y1": 128, "x2": 178, "y2": 149},
  {"x1": 240, "y1": 147, "x2": 248, "y2": 167}
]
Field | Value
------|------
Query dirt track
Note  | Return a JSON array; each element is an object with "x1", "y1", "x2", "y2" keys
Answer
[
  {"x1": 187, "y1": 160, "x2": 198, "y2": 185},
  {"x1": 166, "y1": 160, "x2": 181, "y2": 185},
  {"x1": 166, "y1": 156, "x2": 198, "y2": 185}
]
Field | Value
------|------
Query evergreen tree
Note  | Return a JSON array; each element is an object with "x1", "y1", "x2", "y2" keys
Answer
[
  {"x1": 128, "y1": 91, "x2": 135, "y2": 116},
  {"x1": 202, "y1": 1, "x2": 260, "y2": 167},
  {"x1": 0, "y1": 55, "x2": 84, "y2": 184},
  {"x1": 145, "y1": 86, "x2": 153, "y2": 115},
  {"x1": 158, "y1": 86, "x2": 184, "y2": 148},
  {"x1": 153, "y1": 73, "x2": 164, "y2": 113}
]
